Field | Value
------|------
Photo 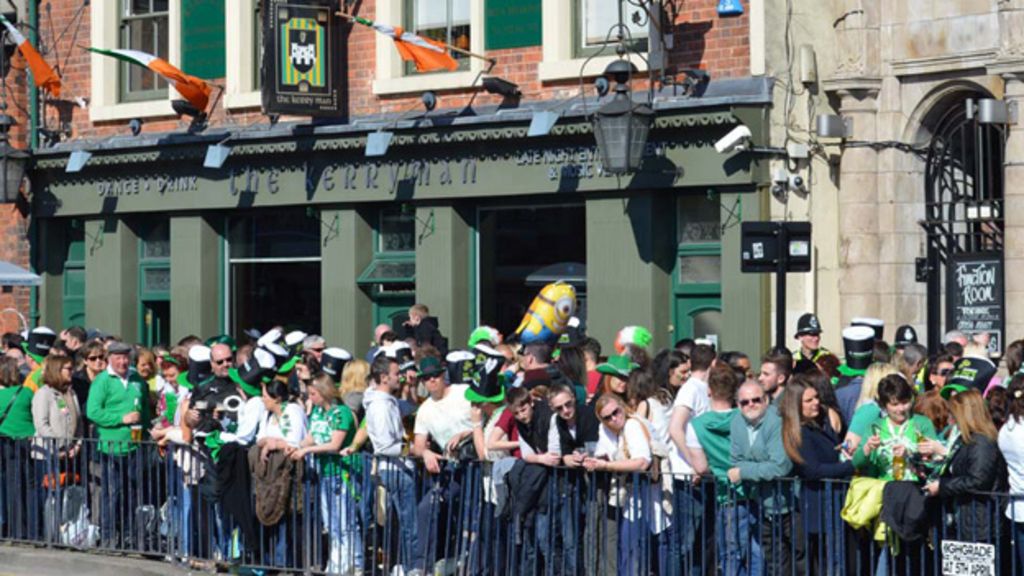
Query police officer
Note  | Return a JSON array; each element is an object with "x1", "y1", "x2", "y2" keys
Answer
[{"x1": 793, "y1": 313, "x2": 829, "y2": 363}]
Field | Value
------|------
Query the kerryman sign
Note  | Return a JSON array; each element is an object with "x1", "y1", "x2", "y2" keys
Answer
[{"x1": 262, "y1": 0, "x2": 343, "y2": 116}]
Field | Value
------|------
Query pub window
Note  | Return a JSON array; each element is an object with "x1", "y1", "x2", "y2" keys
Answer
[
  {"x1": 119, "y1": 0, "x2": 170, "y2": 102},
  {"x1": 228, "y1": 211, "x2": 322, "y2": 335},
  {"x1": 358, "y1": 207, "x2": 416, "y2": 296},
  {"x1": 574, "y1": 0, "x2": 647, "y2": 58},
  {"x1": 404, "y1": 0, "x2": 471, "y2": 74}
]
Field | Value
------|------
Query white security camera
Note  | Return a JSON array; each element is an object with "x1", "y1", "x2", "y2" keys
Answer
[{"x1": 714, "y1": 125, "x2": 753, "y2": 154}]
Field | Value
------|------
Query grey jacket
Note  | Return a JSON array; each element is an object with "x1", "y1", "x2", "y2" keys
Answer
[
  {"x1": 31, "y1": 385, "x2": 82, "y2": 458},
  {"x1": 730, "y1": 406, "x2": 793, "y2": 514}
]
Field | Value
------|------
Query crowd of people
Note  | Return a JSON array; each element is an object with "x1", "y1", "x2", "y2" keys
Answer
[{"x1": 0, "y1": 306, "x2": 1022, "y2": 575}]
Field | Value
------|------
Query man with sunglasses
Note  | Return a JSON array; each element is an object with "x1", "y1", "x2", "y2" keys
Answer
[
  {"x1": 729, "y1": 380, "x2": 797, "y2": 576},
  {"x1": 185, "y1": 344, "x2": 241, "y2": 437},
  {"x1": 928, "y1": 354, "x2": 956, "y2": 392}
]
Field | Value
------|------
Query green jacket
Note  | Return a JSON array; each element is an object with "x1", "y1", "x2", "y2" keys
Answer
[
  {"x1": 691, "y1": 408, "x2": 741, "y2": 501},
  {"x1": 87, "y1": 369, "x2": 150, "y2": 454},
  {"x1": 0, "y1": 385, "x2": 35, "y2": 439}
]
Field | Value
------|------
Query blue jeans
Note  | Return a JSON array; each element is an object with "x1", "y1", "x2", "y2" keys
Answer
[
  {"x1": 535, "y1": 474, "x2": 580, "y2": 574},
  {"x1": 667, "y1": 481, "x2": 703, "y2": 576},
  {"x1": 100, "y1": 449, "x2": 140, "y2": 547},
  {"x1": 1015, "y1": 522, "x2": 1024, "y2": 575},
  {"x1": 718, "y1": 501, "x2": 763, "y2": 576},
  {"x1": 167, "y1": 462, "x2": 192, "y2": 557},
  {"x1": 320, "y1": 473, "x2": 363, "y2": 574},
  {"x1": 618, "y1": 515, "x2": 647, "y2": 576},
  {"x1": 380, "y1": 465, "x2": 423, "y2": 571}
]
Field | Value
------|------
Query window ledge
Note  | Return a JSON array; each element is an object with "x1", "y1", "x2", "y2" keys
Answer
[
  {"x1": 538, "y1": 54, "x2": 649, "y2": 83},
  {"x1": 225, "y1": 90, "x2": 262, "y2": 110},
  {"x1": 89, "y1": 99, "x2": 176, "y2": 123},
  {"x1": 373, "y1": 70, "x2": 481, "y2": 96}
]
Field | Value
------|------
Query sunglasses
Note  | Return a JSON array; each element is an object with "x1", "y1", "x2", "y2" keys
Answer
[
  {"x1": 601, "y1": 406, "x2": 623, "y2": 423},
  {"x1": 551, "y1": 400, "x2": 574, "y2": 413},
  {"x1": 738, "y1": 396, "x2": 765, "y2": 408},
  {"x1": 938, "y1": 368, "x2": 953, "y2": 377},
  {"x1": 211, "y1": 358, "x2": 231, "y2": 365},
  {"x1": 87, "y1": 355, "x2": 105, "y2": 362}
]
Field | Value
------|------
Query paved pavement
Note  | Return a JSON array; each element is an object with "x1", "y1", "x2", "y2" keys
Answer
[{"x1": 0, "y1": 543, "x2": 191, "y2": 576}]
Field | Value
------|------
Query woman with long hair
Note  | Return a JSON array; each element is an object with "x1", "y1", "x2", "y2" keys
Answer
[
  {"x1": 999, "y1": 374, "x2": 1024, "y2": 571},
  {"x1": 780, "y1": 376, "x2": 853, "y2": 575},
  {"x1": 30, "y1": 355, "x2": 81, "y2": 541},
  {"x1": 291, "y1": 374, "x2": 361, "y2": 575},
  {"x1": 584, "y1": 394, "x2": 656, "y2": 576},
  {"x1": 338, "y1": 358, "x2": 370, "y2": 419},
  {"x1": 925, "y1": 389, "x2": 1005, "y2": 542}
]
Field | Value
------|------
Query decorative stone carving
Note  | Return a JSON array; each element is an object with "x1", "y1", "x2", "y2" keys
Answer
[
  {"x1": 999, "y1": 0, "x2": 1024, "y2": 60},
  {"x1": 832, "y1": 0, "x2": 880, "y2": 79}
]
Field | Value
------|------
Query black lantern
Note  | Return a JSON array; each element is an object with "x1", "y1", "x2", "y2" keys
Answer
[
  {"x1": 0, "y1": 114, "x2": 27, "y2": 203},
  {"x1": 592, "y1": 59, "x2": 653, "y2": 175}
]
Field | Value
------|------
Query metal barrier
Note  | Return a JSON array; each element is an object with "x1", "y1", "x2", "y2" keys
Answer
[{"x1": 0, "y1": 436, "x2": 1021, "y2": 575}]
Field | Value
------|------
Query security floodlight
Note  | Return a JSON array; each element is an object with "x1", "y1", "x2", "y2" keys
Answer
[
  {"x1": 365, "y1": 131, "x2": 394, "y2": 157},
  {"x1": 66, "y1": 150, "x2": 92, "y2": 173},
  {"x1": 204, "y1": 143, "x2": 231, "y2": 169},
  {"x1": 528, "y1": 110, "x2": 560, "y2": 137}
]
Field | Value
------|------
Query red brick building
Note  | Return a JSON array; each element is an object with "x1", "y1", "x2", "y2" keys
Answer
[{"x1": 15, "y1": 0, "x2": 772, "y2": 355}]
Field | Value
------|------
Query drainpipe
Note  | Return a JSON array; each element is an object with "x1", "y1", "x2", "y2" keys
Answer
[{"x1": 27, "y1": 0, "x2": 39, "y2": 328}]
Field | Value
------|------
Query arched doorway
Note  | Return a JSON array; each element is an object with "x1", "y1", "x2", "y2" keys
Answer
[{"x1": 921, "y1": 92, "x2": 1006, "y2": 353}]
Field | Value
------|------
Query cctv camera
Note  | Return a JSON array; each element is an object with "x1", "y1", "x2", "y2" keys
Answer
[{"x1": 714, "y1": 125, "x2": 753, "y2": 154}]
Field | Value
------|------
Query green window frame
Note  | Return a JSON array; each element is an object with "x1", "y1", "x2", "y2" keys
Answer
[
  {"x1": 119, "y1": 0, "x2": 170, "y2": 103},
  {"x1": 358, "y1": 207, "x2": 416, "y2": 297},
  {"x1": 573, "y1": 0, "x2": 648, "y2": 58},
  {"x1": 254, "y1": 0, "x2": 263, "y2": 90},
  {"x1": 403, "y1": 0, "x2": 471, "y2": 75}
]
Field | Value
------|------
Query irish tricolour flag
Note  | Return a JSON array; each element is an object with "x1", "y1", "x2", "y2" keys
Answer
[
  {"x1": 88, "y1": 48, "x2": 211, "y2": 112},
  {"x1": 350, "y1": 16, "x2": 458, "y2": 73},
  {"x1": 0, "y1": 13, "x2": 60, "y2": 97}
]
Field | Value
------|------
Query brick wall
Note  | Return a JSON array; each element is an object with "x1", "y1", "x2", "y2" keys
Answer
[
  {"x1": 37, "y1": 0, "x2": 749, "y2": 137},
  {"x1": 0, "y1": 204, "x2": 30, "y2": 335}
]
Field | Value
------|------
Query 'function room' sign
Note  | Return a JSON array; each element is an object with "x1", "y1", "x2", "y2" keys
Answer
[
  {"x1": 947, "y1": 253, "x2": 1004, "y2": 356},
  {"x1": 262, "y1": 0, "x2": 344, "y2": 116}
]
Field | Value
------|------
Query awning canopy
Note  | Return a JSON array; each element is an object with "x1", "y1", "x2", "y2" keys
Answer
[{"x1": 0, "y1": 261, "x2": 41, "y2": 286}]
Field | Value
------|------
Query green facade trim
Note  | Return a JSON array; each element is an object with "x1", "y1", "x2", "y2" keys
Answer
[
  {"x1": 320, "y1": 207, "x2": 374, "y2": 352},
  {"x1": 415, "y1": 205, "x2": 472, "y2": 349},
  {"x1": 169, "y1": 216, "x2": 221, "y2": 343}
]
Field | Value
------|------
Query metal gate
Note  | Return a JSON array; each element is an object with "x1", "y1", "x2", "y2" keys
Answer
[{"x1": 920, "y1": 95, "x2": 1006, "y2": 352}]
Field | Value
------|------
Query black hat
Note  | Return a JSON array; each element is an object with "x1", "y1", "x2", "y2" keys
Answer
[
  {"x1": 187, "y1": 345, "x2": 213, "y2": 388},
  {"x1": 260, "y1": 342, "x2": 292, "y2": 375},
  {"x1": 894, "y1": 325, "x2": 918, "y2": 348},
  {"x1": 321, "y1": 347, "x2": 353, "y2": 383},
  {"x1": 851, "y1": 317, "x2": 885, "y2": 342},
  {"x1": 283, "y1": 330, "x2": 307, "y2": 357},
  {"x1": 446, "y1": 350, "x2": 476, "y2": 385},
  {"x1": 22, "y1": 326, "x2": 57, "y2": 362},
  {"x1": 842, "y1": 326, "x2": 875, "y2": 370},
  {"x1": 947, "y1": 356, "x2": 997, "y2": 394},
  {"x1": 466, "y1": 344, "x2": 506, "y2": 403},
  {"x1": 794, "y1": 313, "x2": 822, "y2": 338},
  {"x1": 229, "y1": 348, "x2": 275, "y2": 397},
  {"x1": 376, "y1": 342, "x2": 415, "y2": 371}
]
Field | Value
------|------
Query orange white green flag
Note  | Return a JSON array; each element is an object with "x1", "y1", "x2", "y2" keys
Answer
[
  {"x1": 348, "y1": 15, "x2": 458, "y2": 73},
  {"x1": 0, "y1": 13, "x2": 61, "y2": 97},
  {"x1": 87, "y1": 47, "x2": 211, "y2": 111}
]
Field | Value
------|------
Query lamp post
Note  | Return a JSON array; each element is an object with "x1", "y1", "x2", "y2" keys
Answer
[{"x1": 592, "y1": 59, "x2": 653, "y2": 175}]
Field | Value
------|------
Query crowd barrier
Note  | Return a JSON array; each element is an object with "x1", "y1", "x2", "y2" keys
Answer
[{"x1": 0, "y1": 436, "x2": 1020, "y2": 575}]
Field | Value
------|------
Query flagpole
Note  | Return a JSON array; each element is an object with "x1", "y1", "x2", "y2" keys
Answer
[{"x1": 337, "y1": 10, "x2": 496, "y2": 66}]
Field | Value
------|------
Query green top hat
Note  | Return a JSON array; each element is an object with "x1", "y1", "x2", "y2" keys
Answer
[
  {"x1": 596, "y1": 355, "x2": 638, "y2": 380},
  {"x1": 205, "y1": 334, "x2": 237, "y2": 351}
]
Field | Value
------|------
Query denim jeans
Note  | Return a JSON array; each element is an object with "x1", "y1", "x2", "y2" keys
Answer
[
  {"x1": 718, "y1": 501, "x2": 763, "y2": 576},
  {"x1": 535, "y1": 481, "x2": 579, "y2": 574},
  {"x1": 380, "y1": 465, "x2": 423, "y2": 571},
  {"x1": 618, "y1": 515, "x2": 647, "y2": 576},
  {"x1": 320, "y1": 473, "x2": 363, "y2": 574},
  {"x1": 100, "y1": 449, "x2": 140, "y2": 548},
  {"x1": 667, "y1": 480, "x2": 703, "y2": 576},
  {"x1": 1016, "y1": 522, "x2": 1024, "y2": 575}
]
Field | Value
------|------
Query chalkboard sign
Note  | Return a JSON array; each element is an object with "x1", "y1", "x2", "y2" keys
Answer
[
  {"x1": 261, "y1": 0, "x2": 345, "y2": 117},
  {"x1": 181, "y1": 0, "x2": 225, "y2": 79},
  {"x1": 947, "y1": 253, "x2": 1004, "y2": 356},
  {"x1": 485, "y1": 0, "x2": 542, "y2": 50}
]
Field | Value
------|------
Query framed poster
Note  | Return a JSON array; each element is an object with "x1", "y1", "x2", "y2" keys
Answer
[
  {"x1": 947, "y1": 252, "x2": 1004, "y2": 356},
  {"x1": 262, "y1": 0, "x2": 344, "y2": 116}
]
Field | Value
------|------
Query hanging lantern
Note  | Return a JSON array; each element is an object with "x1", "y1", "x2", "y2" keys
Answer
[
  {"x1": 0, "y1": 114, "x2": 27, "y2": 203},
  {"x1": 592, "y1": 60, "x2": 654, "y2": 175}
]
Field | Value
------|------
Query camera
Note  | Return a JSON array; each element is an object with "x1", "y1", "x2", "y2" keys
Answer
[{"x1": 714, "y1": 125, "x2": 753, "y2": 154}]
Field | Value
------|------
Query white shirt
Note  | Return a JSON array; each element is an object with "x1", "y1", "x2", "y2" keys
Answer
[
  {"x1": 220, "y1": 396, "x2": 266, "y2": 446},
  {"x1": 547, "y1": 413, "x2": 579, "y2": 456},
  {"x1": 645, "y1": 397, "x2": 671, "y2": 450},
  {"x1": 595, "y1": 418, "x2": 652, "y2": 464},
  {"x1": 413, "y1": 384, "x2": 473, "y2": 450},
  {"x1": 106, "y1": 366, "x2": 131, "y2": 390},
  {"x1": 256, "y1": 402, "x2": 307, "y2": 448},
  {"x1": 669, "y1": 375, "x2": 710, "y2": 475},
  {"x1": 1000, "y1": 418, "x2": 1024, "y2": 521}
]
